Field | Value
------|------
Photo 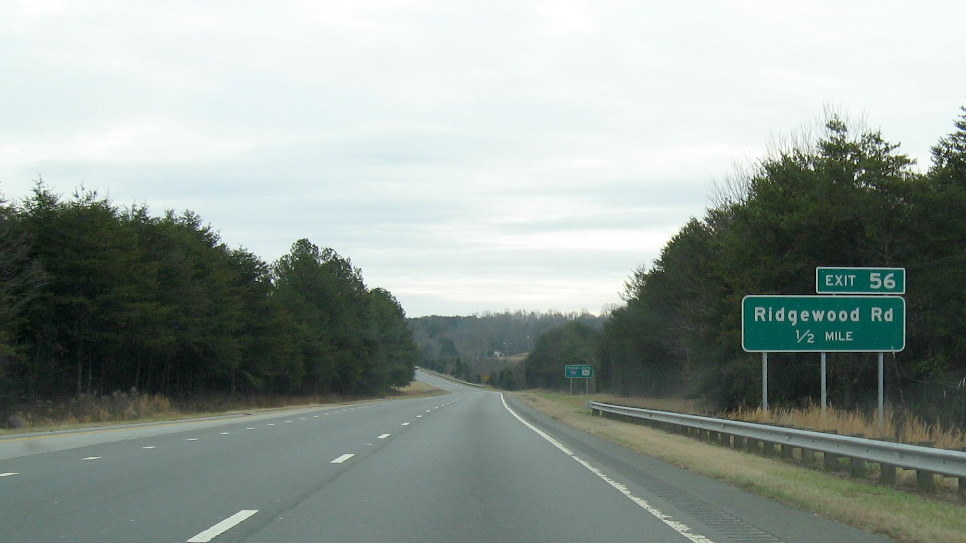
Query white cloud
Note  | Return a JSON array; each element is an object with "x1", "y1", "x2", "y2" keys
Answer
[{"x1": 2, "y1": 0, "x2": 965, "y2": 316}]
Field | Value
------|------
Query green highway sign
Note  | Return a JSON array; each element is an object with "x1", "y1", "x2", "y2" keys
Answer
[
  {"x1": 742, "y1": 295, "x2": 905, "y2": 352},
  {"x1": 565, "y1": 364, "x2": 594, "y2": 378},
  {"x1": 816, "y1": 267, "x2": 905, "y2": 294}
]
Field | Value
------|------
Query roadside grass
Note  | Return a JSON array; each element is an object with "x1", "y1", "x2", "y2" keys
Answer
[
  {"x1": 513, "y1": 390, "x2": 966, "y2": 543},
  {"x1": 0, "y1": 380, "x2": 447, "y2": 435}
]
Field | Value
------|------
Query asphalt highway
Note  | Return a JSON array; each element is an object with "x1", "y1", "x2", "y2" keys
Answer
[{"x1": 0, "y1": 371, "x2": 894, "y2": 542}]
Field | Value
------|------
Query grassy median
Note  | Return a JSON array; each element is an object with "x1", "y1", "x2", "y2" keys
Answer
[{"x1": 512, "y1": 390, "x2": 966, "y2": 543}]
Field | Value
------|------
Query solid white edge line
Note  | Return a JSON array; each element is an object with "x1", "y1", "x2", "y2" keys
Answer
[
  {"x1": 331, "y1": 453, "x2": 355, "y2": 464},
  {"x1": 187, "y1": 509, "x2": 258, "y2": 543},
  {"x1": 498, "y1": 393, "x2": 716, "y2": 543}
]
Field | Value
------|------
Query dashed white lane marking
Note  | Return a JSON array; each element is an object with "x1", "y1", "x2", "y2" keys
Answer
[
  {"x1": 246, "y1": 427, "x2": 255, "y2": 430},
  {"x1": 377, "y1": 434, "x2": 391, "y2": 439},
  {"x1": 142, "y1": 446, "x2": 157, "y2": 449},
  {"x1": 266, "y1": 423, "x2": 275, "y2": 426},
  {"x1": 0, "y1": 472, "x2": 18, "y2": 477},
  {"x1": 499, "y1": 393, "x2": 716, "y2": 543},
  {"x1": 187, "y1": 509, "x2": 258, "y2": 543},
  {"x1": 186, "y1": 438, "x2": 199, "y2": 441},
  {"x1": 331, "y1": 453, "x2": 355, "y2": 464},
  {"x1": 401, "y1": 422, "x2": 410, "y2": 426},
  {"x1": 83, "y1": 456, "x2": 101, "y2": 460},
  {"x1": 219, "y1": 432, "x2": 230, "y2": 435},
  {"x1": 416, "y1": 415, "x2": 423, "y2": 418}
]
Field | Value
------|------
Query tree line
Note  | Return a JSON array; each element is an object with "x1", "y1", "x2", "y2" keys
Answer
[
  {"x1": 527, "y1": 107, "x2": 966, "y2": 426},
  {"x1": 0, "y1": 184, "x2": 416, "y2": 406}
]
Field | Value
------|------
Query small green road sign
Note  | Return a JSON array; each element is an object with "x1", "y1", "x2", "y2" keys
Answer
[
  {"x1": 742, "y1": 295, "x2": 905, "y2": 352},
  {"x1": 816, "y1": 267, "x2": 905, "y2": 294},
  {"x1": 564, "y1": 365, "x2": 594, "y2": 378}
]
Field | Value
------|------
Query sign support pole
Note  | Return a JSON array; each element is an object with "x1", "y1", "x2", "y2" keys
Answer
[
  {"x1": 878, "y1": 352, "x2": 884, "y2": 429},
  {"x1": 762, "y1": 352, "x2": 768, "y2": 412},
  {"x1": 821, "y1": 352, "x2": 827, "y2": 412},
  {"x1": 569, "y1": 377, "x2": 573, "y2": 396}
]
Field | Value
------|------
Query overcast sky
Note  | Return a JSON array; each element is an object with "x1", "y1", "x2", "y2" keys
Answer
[{"x1": 1, "y1": 1, "x2": 964, "y2": 317}]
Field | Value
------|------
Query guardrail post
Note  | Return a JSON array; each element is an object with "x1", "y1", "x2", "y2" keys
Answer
[
  {"x1": 802, "y1": 447, "x2": 815, "y2": 467},
  {"x1": 915, "y1": 442, "x2": 936, "y2": 491},
  {"x1": 762, "y1": 440, "x2": 776, "y2": 457},
  {"x1": 880, "y1": 463, "x2": 897, "y2": 485},
  {"x1": 960, "y1": 448, "x2": 966, "y2": 500},
  {"x1": 801, "y1": 427, "x2": 816, "y2": 466},
  {"x1": 823, "y1": 431, "x2": 840, "y2": 472},
  {"x1": 745, "y1": 437, "x2": 759, "y2": 454},
  {"x1": 849, "y1": 434, "x2": 867, "y2": 478},
  {"x1": 879, "y1": 436, "x2": 898, "y2": 486},
  {"x1": 781, "y1": 441, "x2": 794, "y2": 460},
  {"x1": 877, "y1": 436, "x2": 897, "y2": 485}
]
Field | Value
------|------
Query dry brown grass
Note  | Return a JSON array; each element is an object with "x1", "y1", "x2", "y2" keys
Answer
[
  {"x1": 727, "y1": 405, "x2": 965, "y2": 450},
  {"x1": 1, "y1": 380, "x2": 448, "y2": 434},
  {"x1": 514, "y1": 390, "x2": 966, "y2": 543},
  {"x1": 586, "y1": 393, "x2": 965, "y2": 451}
]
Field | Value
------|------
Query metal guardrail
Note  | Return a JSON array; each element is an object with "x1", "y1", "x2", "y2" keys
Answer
[{"x1": 588, "y1": 401, "x2": 966, "y2": 482}]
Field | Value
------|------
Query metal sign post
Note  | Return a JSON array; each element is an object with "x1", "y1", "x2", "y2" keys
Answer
[
  {"x1": 878, "y1": 353, "x2": 885, "y2": 428},
  {"x1": 820, "y1": 352, "x2": 827, "y2": 411},
  {"x1": 762, "y1": 352, "x2": 768, "y2": 412},
  {"x1": 743, "y1": 282, "x2": 906, "y2": 415}
]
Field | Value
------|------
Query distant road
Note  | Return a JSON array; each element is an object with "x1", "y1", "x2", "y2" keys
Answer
[{"x1": 0, "y1": 371, "x2": 891, "y2": 542}]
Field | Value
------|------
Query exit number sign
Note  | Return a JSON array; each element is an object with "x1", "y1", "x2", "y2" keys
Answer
[{"x1": 816, "y1": 267, "x2": 905, "y2": 294}]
